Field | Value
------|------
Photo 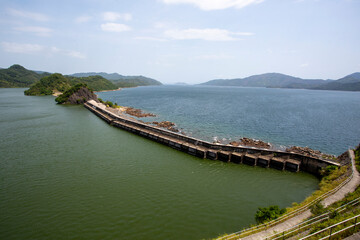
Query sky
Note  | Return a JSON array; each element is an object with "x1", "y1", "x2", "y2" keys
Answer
[{"x1": 0, "y1": 0, "x2": 359, "y2": 84}]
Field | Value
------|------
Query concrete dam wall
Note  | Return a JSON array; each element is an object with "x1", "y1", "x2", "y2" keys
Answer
[{"x1": 84, "y1": 100, "x2": 340, "y2": 175}]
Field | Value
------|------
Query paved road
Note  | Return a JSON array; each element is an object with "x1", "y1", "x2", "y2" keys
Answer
[{"x1": 242, "y1": 150, "x2": 360, "y2": 240}]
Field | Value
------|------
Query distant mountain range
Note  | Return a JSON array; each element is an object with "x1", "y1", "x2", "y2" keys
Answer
[
  {"x1": 70, "y1": 72, "x2": 162, "y2": 88},
  {"x1": 0, "y1": 65, "x2": 162, "y2": 89},
  {"x1": 200, "y1": 72, "x2": 360, "y2": 91}
]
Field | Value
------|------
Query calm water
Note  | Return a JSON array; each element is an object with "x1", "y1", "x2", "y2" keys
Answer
[
  {"x1": 99, "y1": 85, "x2": 360, "y2": 155},
  {"x1": 0, "y1": 88, "x2": 319, "y2": 240}
]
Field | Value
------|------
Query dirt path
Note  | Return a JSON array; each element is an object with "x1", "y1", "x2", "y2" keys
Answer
[{"x1": 241, "y1": 150, "x2": 360, "y2": 240}]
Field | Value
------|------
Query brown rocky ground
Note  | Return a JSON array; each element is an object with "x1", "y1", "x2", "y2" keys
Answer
[
  {"x1": 285, "y1": 146, "x2": 336, "y2": 160},
  {"x1": 230, "y1": 137, "x2": 271, "y2": 149},
  {"x1": 151, "y1": 121, "x2": 179, "y2": 132},
  {"x1": 125, "y1": 107, "x2": 156, "y2": 118}
]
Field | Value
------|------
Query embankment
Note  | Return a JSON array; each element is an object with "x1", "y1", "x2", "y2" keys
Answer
[{"x1": 84, "y1": 100, "x2": 340, "y2": 175}]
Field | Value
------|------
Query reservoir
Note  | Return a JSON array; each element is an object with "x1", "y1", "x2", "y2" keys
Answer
[{"x1": 1, "y1": 87, "x2": 350, "y2": 240}]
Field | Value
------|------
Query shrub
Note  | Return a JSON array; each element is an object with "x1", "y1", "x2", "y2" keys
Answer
[
  {"x1": 310, "y1": 202, "x2": 325, "y2": 215},
  {"x1": 255, "y1": 205, "x2": 286, "y2": 224},
  {"x1": 320, "y1": 165, "x2": 338, "y2": 177},
  {"x1": 105, "y1": 100, "x2": 113, "y2": 107}
]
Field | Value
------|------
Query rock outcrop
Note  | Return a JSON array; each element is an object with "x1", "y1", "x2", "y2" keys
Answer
[
  {"x1": 55, "y1": 83, "x2": 98, "y2": 104},
  {"x1": 66, "y1": 87, "x2": 98, "y2": 104}
]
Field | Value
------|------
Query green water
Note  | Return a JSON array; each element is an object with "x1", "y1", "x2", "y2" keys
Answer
[{"x1": 0, "y1": 88, "x2": 319, "y2": 240}]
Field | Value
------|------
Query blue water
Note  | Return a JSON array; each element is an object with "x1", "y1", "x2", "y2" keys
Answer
[{"x1": 98, "y1": 85, "x2": 360, "y2": 155}]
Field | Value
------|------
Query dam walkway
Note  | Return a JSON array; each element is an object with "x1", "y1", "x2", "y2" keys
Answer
[{"x1": 84, "y1": 100, "x2": 339, "y2": 175}]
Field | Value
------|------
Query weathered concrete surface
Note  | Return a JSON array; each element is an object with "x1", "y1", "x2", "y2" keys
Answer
[{"x1": 241, "y1": 150, "x2": 360, "y2": 240}]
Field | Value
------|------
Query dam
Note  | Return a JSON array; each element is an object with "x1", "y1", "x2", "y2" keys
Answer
[{"x1": 84, "y1": 100, "x2": 340, "y2": 175}]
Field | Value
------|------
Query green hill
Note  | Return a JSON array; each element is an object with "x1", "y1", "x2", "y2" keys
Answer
[
  {"x1": 67, "y1": 75, "x2": 117, "y2": 91},
  {"x1": 24, "y1": 73, "x2": 72, "y2": 96},
  {"x1": 24, "y1": 73, "x2": 117, "y2": 96},
  {"x1": 0, "y1": 64, "x2": 49, "y2": 88},
  {"x1": 71, "y1": 72, "x2": 162, "y2": 88}
]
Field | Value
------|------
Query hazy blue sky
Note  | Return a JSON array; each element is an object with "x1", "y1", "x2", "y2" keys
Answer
[{"x1": 0, "y1": 0, "x2": 359, "y2": 84}]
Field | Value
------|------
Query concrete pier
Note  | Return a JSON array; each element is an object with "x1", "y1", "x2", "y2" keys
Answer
[
  {"x1": 285, "y1": 159, "x2": 301, "y2": 172},
  {"x1": 257, "y1": 154, "x2": 272, "y2": 168},
  {"x1": 230, "y1": 152, "x2": 243, "y2": 164},
  {"x1": 218, "y1": 151, "x2": 231, "y2": 162},
  {"x1": 206, "y1": 150, "x2": 217, "y2": 160},
  {"x1": 84, "y1": 101, "x2": 340, "y2": 175},
  {"x1": 243, "y1": 153, "x2": 258, "y2": 166},
  {"x1": 270, "y1": 157, "x2": 286, "y2": 170}
]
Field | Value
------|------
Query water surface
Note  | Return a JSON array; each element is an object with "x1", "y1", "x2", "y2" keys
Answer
[{"x1": 0, "y1": 88, "x2": 319, "y2": 240}]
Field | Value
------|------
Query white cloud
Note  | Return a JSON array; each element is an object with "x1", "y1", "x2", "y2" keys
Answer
[
  {"x1": 102, "y1": 12, "x2": 132, "y2": 21},
  {"x1": 14, "y1": 26, "x2": 53, "y2": 37},
  {"x1": 1, "y1": 42, "x2": 85, "y2": 59},
  {"x1": 161, "y1": 0, "x2": 264, "y2": 10},
  {"x1": 101, "y1": 23, "x2": 131, "y2": 32},
  {"x1": 75, "y1": 15, "x2": 92, "y2": 23},
  {"x1": 164, "y1": 28, "x2": 253, "y2": 41},
  {"x1": 134, "y1": 36, "x2": 168, "y2": 42},
  {"x1": 1, "y1": 42, "x2": 44, "y2": 53},
  {"x1": 7, "y1": 8, "x2": 49, "y2": 21},
  {"x1": 300, "y1": 63, "x2": 309, "y2": 67}
]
